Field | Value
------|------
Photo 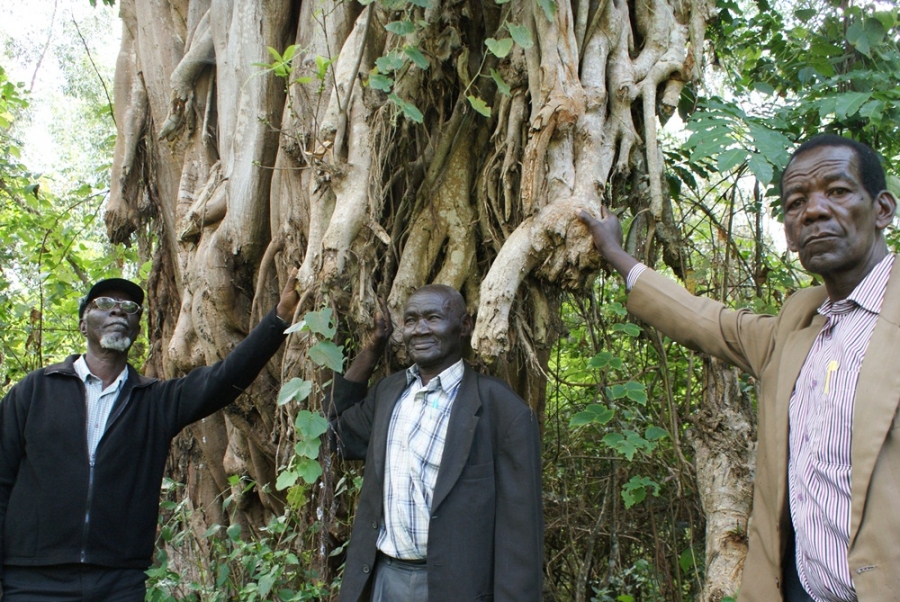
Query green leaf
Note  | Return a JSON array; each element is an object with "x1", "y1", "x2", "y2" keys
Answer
[
  {"x1": 296, "y1": 456, "x2": 323, "y2": 484},
  {"x1": 408, "y1": 0, "x2": 432, "y2": 6},
  {"x1": 294, "y1": 437, "x2": 321, "y2": 459},
  {"x1": 258, "y1": 573, "x2": 276, "y2": 598},
  {"x1": 276, "y1": 469, "x2": 299, "y2": 491},
  {"x1": 294, "y1": 410, "x2": 329, "y2": 438},
  {"x1": 467, "y1": 95, "x2": 491, "y2": 117},
  {"x1": 304, "y1": 307, "x2": 336, "y2": 337},
  {"x1": 283, "y1": 320, "x2": 306, "y2": 334},
  {"x1": 538, "y1": 0, "x2": 557, "y2": 20},
  {"x1": 645, "y1": 426, "x2": 669, "y2": 441},
  {"x1": 834, "y1": 92, "x2": 871, "y2": 119},
  {"x1": 622, "y1": 475, "x2": 660, "y2": 508},
  {"x1": 588, "y1": 351, "x2": 613, "y2": 369},
  {"x1": 376, "y1": 51, "x2": 406, "y2": 73},
  {"x1": 385, "y1": 20, "x2": 416, "y2": 36},
  {"x1": 716, "y1": 148, "x2": 747, "y2": 173},
  {"x1": 309, "y1": 340, "x2": 345, "y2": 372},
  {"x1": 282, "y1": 45, "x2": 298, "y2": 62},
  {"x1": 286, "y1": 485, "x2": 308, "y2": 508},
  {"x1": 226, "y1": 523, "x2": 242, "y2": 540},
  {"x1": 490, "y1": 69, "x2": 511, "y2": 96},
  {"x1": 266, "y1": 47, "x2": 284, "y2": 62},
  {"x1": 507, "y1": 23, "x2": 534, "y2": 49},
  {"x1": 485, "y1": 38, "x2": 514, "y2": 58},
  {"x1": 404, "y1": 46, "x2": 430, "y2": 70},
  {"x1": 624, "y1": 381, "x2": 647, "y2": 405},
  {"x1": 747, "y1": 152, "x2": 774, "y2": 186},
  {"x1": 277, "y1": 377, "x2": 313, "y2": 406},
  {"x1": 608, "y1": 384, "x2": 627, "y2": 400},
  {"x1": 368, "y1": 73, "x2": 394, "y2": 92},
  {"x1": 388, "y1": 93, "x2": 424, "y2": 123},
  {"x1": 603, "y1": 432, "x2": 638, "y2": 461},
  {"x1": 611, "y1": 322, "x2": 641, "y2": 337},
  {"x1": 569, "y1": 404, "x2": 615, "y2": 427}
]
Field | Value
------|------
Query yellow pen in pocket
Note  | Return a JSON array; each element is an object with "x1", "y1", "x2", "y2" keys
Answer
[{"x1": 824, "y1": 360, "x2": 839, "y2": 394}]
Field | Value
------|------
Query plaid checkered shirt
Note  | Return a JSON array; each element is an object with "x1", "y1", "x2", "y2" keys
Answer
[{"x1": 376, "y1": 359, "x2": 464, "y2": 560}]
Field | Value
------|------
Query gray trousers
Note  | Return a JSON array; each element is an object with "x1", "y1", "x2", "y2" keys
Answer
[{"x1": 371, "y1": 552, "x2": 428, "y2": 602}]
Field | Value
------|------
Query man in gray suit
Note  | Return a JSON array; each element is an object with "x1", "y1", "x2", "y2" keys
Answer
[
  {"x1": 328, "y1": 284, "x2": 543, "y2": 602},
  {"x1": 578, "y1": 134, "x2": 899, "y2": 601}
]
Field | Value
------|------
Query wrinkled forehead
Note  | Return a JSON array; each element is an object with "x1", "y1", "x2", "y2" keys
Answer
[{"x1": 405, "y1": 288, "x2": 465, "y2": 316}]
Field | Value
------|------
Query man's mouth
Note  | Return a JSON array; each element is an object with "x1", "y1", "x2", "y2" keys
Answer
[
  {"x1": 410, "y1": 339, "x2": 435, "y2": 350},
  {"x1": 803, "y1": 232, "x2": 838, "y2": 246}
]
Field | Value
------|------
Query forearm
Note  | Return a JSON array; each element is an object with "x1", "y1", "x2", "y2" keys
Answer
[
  {"x1": 343, "y1": 346, "x2": 383, "y2": 384},
  {"x1": 600, "y1": 244, "x2": 639, "y2": 279}
]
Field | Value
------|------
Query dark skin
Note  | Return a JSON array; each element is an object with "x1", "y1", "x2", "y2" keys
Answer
[
  {"x1": 78, "y1": 268, "x2": 301, "y2": 388},
  {"x1": 345, "y1": 287, "x2": 473, "y2": 387},
  {"x1": 577, "y1": 144, "x2": 898, "y2": 302},
  {"x1": 781, "y1": 145, "x2": 896, "y2": 300}
]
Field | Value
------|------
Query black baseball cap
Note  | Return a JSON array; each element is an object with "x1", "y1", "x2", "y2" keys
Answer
[{"x1": 78, "y1": 278, "x2": 145, "y2": 319}]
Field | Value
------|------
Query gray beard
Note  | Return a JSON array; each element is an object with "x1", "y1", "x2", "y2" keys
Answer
[{"x1": 100, "y1": 333, "x2": 133, "y2": 352}]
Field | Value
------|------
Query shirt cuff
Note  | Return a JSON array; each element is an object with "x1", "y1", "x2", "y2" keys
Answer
[{"x1": 625, "y1": 263, "x2": 648, "y2": 291}]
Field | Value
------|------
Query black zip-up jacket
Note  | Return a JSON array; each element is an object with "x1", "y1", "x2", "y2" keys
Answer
[{"x1": 0, "y1": 308, "x2": 287, "y2": 573}]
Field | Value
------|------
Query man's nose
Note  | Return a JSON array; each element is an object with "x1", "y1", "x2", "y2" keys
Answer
[
  {"x1": 411, "y1": 318, "x2": 429, "y2": 334},
  {"x1": 803, "y1": 191, "x2": 832, "y2": 222}
]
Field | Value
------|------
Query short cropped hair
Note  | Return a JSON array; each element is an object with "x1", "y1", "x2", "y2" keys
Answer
[{"x1": 781, "y1": 134, "x2": 886, "y2": 201}]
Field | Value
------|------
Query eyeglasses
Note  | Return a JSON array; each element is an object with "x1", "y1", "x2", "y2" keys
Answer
[{"x1": 91, "y1": 297, "x2": 142, "y2": 315}]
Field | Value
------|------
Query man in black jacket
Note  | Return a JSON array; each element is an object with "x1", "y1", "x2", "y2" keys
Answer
[
  {"x1": 329, "y1": 285, "x2": 543, "y2": 602},
  {"x1": 0, "y1": 272, "x2": 300, "y2": 601}
]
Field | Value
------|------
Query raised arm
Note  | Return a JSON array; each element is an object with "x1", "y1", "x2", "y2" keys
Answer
[{"x1": 343, "y1": 297, "x2": 393, "y2": 384}]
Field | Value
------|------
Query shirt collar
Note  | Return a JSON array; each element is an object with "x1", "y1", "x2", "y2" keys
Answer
[
  {"x1": 818, "y1": 254, "x2": 894, "y2": 318},
  {"x1": 405, "y1": 359, "x2": 465, "y2": 393},
  {"x1": 74, "y1": 355, "x2": 129, "y2": 390}
]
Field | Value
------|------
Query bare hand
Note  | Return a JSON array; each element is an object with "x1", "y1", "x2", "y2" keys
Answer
[
  {"x1": 576, "y1": 207, "x2": 638, "y2": 279},
  {"x1": 276, "y1": 267, "x2": 301, "y2": 323},
  {"x1": 577, "y1": 207, "x2": 624, "y2": 255},
  {"x1": 344, "y1": 297, "x2": 393, "y2": 383},
  {"x1": 368, "y1": 296, "x2": 394, "y2": 352}
]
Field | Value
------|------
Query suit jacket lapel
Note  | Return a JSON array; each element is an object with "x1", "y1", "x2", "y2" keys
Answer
[
  {"x1": 431, "y1": 366, "x2": 481, "y2": 512},
  {"x1": 849, "y1": 260, "x2": 900, "y2": 547},
  {"x1": 372, "y1": 374, "x2": 411, "y2": 488}
]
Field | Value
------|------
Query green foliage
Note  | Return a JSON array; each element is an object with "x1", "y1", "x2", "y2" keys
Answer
[
  {"x1": 690, "y1": 0, "x2": 900, "y2": 205},
  {"x1": 0, "y1": 63, "x2": 140, "y2": 393},
  {"x1": 147, "y1": 481, "x2": 336, "y2": 601}
]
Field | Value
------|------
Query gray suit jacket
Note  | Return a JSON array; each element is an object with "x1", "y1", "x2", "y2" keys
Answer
[
  {"x1": 628, "y1": 263, "x2": 900, "y2": 601},
  {"x1": 330, "y1": 364, "x2": 543, "y2": 602}
]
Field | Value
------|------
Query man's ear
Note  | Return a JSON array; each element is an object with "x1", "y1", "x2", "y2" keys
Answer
[
  {"x1": 78, "y1": 318, "x2": 87, "y2": 337},
  {"x1": 460, "y1": 314, "x2": 473, "y2": 338},
  {"x1": 875, "y1": 190, "x2": 897, "y2": 230}
]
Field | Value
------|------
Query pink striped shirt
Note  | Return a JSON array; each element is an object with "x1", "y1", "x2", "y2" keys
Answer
[{"x1": 789, "y1": 254, "x2": 894, "y2": 602}]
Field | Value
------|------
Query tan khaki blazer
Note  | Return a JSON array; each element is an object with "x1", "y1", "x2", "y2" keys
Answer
[{"x1": 627, "y1": 262, "x2": 900, "y2": 601}]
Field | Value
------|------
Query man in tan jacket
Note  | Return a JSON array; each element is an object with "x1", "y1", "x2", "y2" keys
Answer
[{"x1": 578, "y1": 134, "x2": 898, "y2": 602}]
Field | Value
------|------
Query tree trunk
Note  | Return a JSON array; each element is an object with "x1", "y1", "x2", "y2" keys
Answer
[
  {"x1": 108, "y1": 0, "x2": 728, "y2": 591},
  {"x1": 691, "y1": 357, "x2": 756, "y2": 601}
]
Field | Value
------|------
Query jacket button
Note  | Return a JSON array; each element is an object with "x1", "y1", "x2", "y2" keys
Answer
[
  {"x1": 372, "y1": 521, "x2": 378, "y2": 529},
  {"x1": 363, "y1": 564, "x2": 370, "y2": 574}
]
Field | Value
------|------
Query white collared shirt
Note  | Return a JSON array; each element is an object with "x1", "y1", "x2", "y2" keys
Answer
[{"x1": 73, "y1": 355, "x2": 128, "y2": 465}]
